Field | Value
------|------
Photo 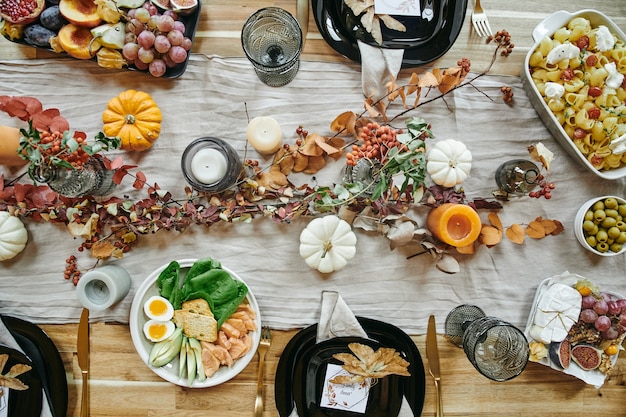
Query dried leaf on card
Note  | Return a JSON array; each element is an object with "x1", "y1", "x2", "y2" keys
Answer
[
  {"x1": 331, "y1": 342, "x2": 410, "y2": 383},
  {"x1": 487, "y1": 211, "x2": 503, "y2": 231},
  {"x1": 345, "y1": 0, "x2": 374, "y2": 15},
  {"x1": 479, "y1": 224, "x2": 502, "y2": 246},
  {"x1": 526, "y1": 220, "x2": 546, "y2": 239},
  {"x1": 505, "y1": 223, "x2": 525, "y2": 244},
  {"x1": 379, "y1": 14, "x2": 406, "y2": 32}
]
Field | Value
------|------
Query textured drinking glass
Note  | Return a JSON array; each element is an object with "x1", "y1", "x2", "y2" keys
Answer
[
  {"x1": 29, "y1": 156, "x2": 116, "y2": 198},
  {"x1": 495, "y1": 159, "x2": 540, "y2": 195},
  {"x1": 241, "y1": 7, "x2": 303, "y2": 87},
  {"x1": 462, "y1": 316, "x2": 529, "y2": 381}
]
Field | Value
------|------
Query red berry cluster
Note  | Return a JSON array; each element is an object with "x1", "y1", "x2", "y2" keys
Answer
[
  {"x1": 345, "y1": 122, "x2": 407, "y2": 167},
  {"x1": 38, "y1": 131, "x2": 90, "y2": 169},
  {"x1": 501, "y1": 86, "x2": 514, "y2": 103},
  {"x1": 528, "y1": 174, "x2": 555, "y2": 199},
  {"x1": 64, "y1": 255, "x2": 81, "y2": 285},
  {"x1": 487, "y1": 29, "x2": 515, "y2": 56}
]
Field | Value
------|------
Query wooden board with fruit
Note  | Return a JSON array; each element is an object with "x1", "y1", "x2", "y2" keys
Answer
[
  {"x1": 0, "y1": 0, "x2": 201, "y2": 78},
  {"x1": 525, "y1": 271, "x2": 626, "y2": 387}
]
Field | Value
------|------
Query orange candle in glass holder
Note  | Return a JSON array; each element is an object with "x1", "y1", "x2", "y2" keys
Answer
[
  {"x1": 0, "y1": 126, "x2": 27, "y2": 167},
  {"x1": 427, "y1": 203, "x2": 481, "y2": 247}
]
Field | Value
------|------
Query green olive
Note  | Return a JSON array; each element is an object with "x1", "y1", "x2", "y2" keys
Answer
[
  {"x1": 594, "y1": 209, "x2": 606, "y2": 222},
  {"x1": 604, "y1": 197, "x2": 619, "y2": 209},
  {"x1": 584, "y1": 210, "x2": 594, "y2": 221},
  {"x1": 586, "y1": 235, "x2": 598, "y2": 247},
  {"x1": 608, "y1": 226, "x2": 622, "y2": 239},
  {"x1": 619, "y1": 204, "x2": 626, "y2": 217},
  {"x1": 617, "y1": 231, "x2": 626, "y2": 244},
  {"x1": 593, "y1": 201, "x2": 606, "y2": 211},
  {"x1": 583, "y1": 220, "x2": 597, "y2": 232},
  {"x1": 601, "y1": 217, "x2": 617, "y2": 228},
  {"x1": 596, "y1": 229, "x2": 609, "y2": 242},
  {"x1": 610, "y1": 242, "x2": 623, "y2": 253},
  {"x1": 596, "y1": 242, "x2": 610, "y2": 253},
  {"x1": 587, "y1": 223, "x2": 599, "y2": 235},
  {"x1": 605, "y1": 208, "x2": 619, "y2": 218}
]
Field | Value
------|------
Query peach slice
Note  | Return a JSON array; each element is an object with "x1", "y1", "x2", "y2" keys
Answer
[
  {"x1": 57, "y1": 23, "x2": 101, "y2": 60},
  {"x1": 59, "y1": 0, "x2": 102, "y2": 28}
]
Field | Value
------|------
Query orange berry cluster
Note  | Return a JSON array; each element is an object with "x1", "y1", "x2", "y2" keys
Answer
[
  {"x1": 39, "y1": 131, "x2": 90, "y2": 169},
  {"x1": 345, "y1": 122, "x2": 407, "y2": 167}
]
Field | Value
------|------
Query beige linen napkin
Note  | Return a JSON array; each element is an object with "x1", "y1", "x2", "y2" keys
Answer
[
  {"x1": 0, "y1": 321, "x2": 53, "y2": 417},
  {"x1": 358, "y1": 40, "x2": 404, "y2": 101},
  {"x1": 289, "y1": 291, "x2": 413, "y2": 416}
]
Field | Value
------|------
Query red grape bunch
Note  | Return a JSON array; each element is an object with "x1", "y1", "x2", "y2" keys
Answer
[
  {"x1": 579, "y1": 293, "x2": 626, "y2": 341},
  {"x1": 122, "y1": 2, "x2": 193, "y2": 77}
]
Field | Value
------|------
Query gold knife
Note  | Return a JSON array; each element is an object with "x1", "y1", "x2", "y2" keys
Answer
[
  {"x1": 77, "y1": 308, "x2": 90, "y2": 417},
  {"x1": 427, "y1": 315, "x2": 444, "y2": 417}
]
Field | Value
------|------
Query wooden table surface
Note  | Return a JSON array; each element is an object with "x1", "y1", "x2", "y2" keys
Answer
[{"x1": 2, "y1": 0, "x2": 626, "y2": 416}]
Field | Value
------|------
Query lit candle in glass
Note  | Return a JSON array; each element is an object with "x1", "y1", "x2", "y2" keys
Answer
[
  {"x1": 190, "y1": 148, "x2": 228, "y2": 184},
  {"x1": 427, "y1": 203, "x2": 482, "y2": 247},
  {"x1": 181, "y1": 137, "x2": 242, "y2": 192},
  {"x1": 246, "y1": 116, "x2": 283, "y2": 154}
]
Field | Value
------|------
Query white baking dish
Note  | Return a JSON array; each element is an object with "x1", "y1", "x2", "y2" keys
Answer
[{"x1": 521, "y1": 9, "x2": 626, "y2": 180}]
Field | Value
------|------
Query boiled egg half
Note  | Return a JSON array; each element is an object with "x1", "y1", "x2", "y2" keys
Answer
[
  {"x1": 144, "y1": 295, "x2": 174, "y2": 321},
  {"x1": 143, "y1": 319, "x2": 175, "y2": 342}
]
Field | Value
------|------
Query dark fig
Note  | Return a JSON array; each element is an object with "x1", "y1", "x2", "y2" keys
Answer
[
  {"x1": 24, "y1": 24, "x2": 56, "y2": 47},
  {"x1": 549, "y1": 339, "x2": 571, "y2": 369},
  {"x1": 40, "y1": 5, "x2": 67, "y2": 31},
  {"x1": 571, "y1": 344, "x2": 602, "y2": 371}
]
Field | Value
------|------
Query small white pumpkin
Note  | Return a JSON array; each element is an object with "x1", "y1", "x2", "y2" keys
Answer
[
  {"x1": 0, "y1": 211, "x2": 28, "y2": 261},
  {"x1": 426, "y1": 139, "x2": 472, "y2": 187},
  {"x1": 299, "y1": 215, "x2": 357, "y2": 273}
]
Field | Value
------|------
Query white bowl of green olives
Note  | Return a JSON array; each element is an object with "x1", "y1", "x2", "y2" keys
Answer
[{"x1": 575, "y1": 196, "x2": 626, "y2": 256}]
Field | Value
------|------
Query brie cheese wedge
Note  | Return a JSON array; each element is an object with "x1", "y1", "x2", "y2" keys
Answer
[{"x1": 529, "y1": 283, "x2": 582, "y2": 344}]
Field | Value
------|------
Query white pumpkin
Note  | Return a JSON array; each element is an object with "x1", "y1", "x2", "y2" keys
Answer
[
  {"x1": 299, "y1": 215, "x2": 357, "y2": 273},
  {"x1": 426, "y1": 139, "x2": 472, "y2": 187},
  {"x1": 0, "y1": 211, "x2": 28, "y2": 261}
]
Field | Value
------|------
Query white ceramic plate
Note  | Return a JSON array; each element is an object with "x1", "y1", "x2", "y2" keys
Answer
[
  {"x1": 129, "y1": 258, "x2": 261, "y2": 387},
  {"x1": 524, "y1": 272, "x2": 624, "y2": 387},
  {"x1": 521, "y1": 9, "x2": 626, "y2": 180}
]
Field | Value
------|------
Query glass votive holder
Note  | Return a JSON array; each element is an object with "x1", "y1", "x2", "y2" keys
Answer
[
  {"x1": 181, "y1": 137, "x2": 242, "y2": 192},
  {"x1": 495, "y1": 159, "x2": 540, "y2": 195},
  {"x1": 241, "y1": 7, "x2": 303, "y2": 87}
]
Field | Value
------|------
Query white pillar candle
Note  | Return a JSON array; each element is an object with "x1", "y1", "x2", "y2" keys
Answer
[
  {"x1": 190, "y1": 148, "x2": 228, "y2": 184},
  {"x1": 76, "y1": 265, "x2": 131, "y2": 311},
  {"x1": 246, "y1": 116, "x2": 283, "y2": 154}
]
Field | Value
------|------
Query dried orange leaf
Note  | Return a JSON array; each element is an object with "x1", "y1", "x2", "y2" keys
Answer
[
  {"x1": 303, "y1": 155, "x2": 326, "y2": 174},
  {"x1": 432, "y1": 68, "x2": 443, "y2": 83},
  {"x1": 505, "y1": 224, "x2": 525, "y2": 244},
  {"x1": 276, "y1": 147, "x2": 295, "y2": 175},
  {"x1": 300, "y1": 134, "x2": 325, "y2": 157},
  {"x1": 456, "y1": 243, "x2": 476, "y2": 254},
  {"x1": 258, "y1": 166, "x2": 289, "y2": 190},
  {"x1": 439, "y1": 68, "x2": 462, "y2": 94},
  {"x1": 91, "y1": 240, "x2": 116, "y2": 259},
  {"x1": 549, "y1": 219, "x2": 564, "y2": 235},
  {"x1": 364, "y1": 98, "x2": 380, "y2": 117},
  {"x1": 407, "y1": 72, "x2": 420, "y2": 94},
  {"x1": 330, "y1": 111, "x2": 356, "y2": 135},
  {"x1": 418, "y1": 72, "x2": 439, "y2": 88},
  {"x1": 541, "y1": 219, "x2": 558, "y2": 235},
  {"x1": 292, "y1": 152, "x2": 309, "y2": 172},
  {"x1": 327, "y1": 137, "x2": 346, "y2": 160},
  {"x1": 313, "y1": 133, "x2": 342, "y2": 155},
  {"x1": 526, "y1": 221, "x2": 546, "y2": 239},
  {"x1": 479, "y1": 224, "x2": 502, "y2": 246},
  {"x1": 487, "y1": 211, "x2": 503, "y2": 231}
]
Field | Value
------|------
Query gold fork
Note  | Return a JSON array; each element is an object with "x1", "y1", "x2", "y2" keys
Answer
[
  {"x1": 471, "y1": 0, "x2": 493, "y2": 37},
  {"x1": 254, "y1": 326, "x2": 271, "y2": 417}
]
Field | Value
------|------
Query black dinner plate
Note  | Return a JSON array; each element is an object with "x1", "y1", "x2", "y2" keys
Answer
[
  {"x1": 275, "y1": 317, "x2": 425, "y2": 417},
  {"x1": 293, "y1": 337, "x2": 404, "y2": 417},
  {"x1": 312, "y1": 0, "x2": 468, "y2": 68},
  {"x1": 1, "y1": 315, "x2": 68, "y2": 417},
  {"x1": 0, "y1": 345, "x2": 42, "y2": 417}
]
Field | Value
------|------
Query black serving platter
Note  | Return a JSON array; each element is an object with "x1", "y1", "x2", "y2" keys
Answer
[
  {"x1": 312, "y1": 0, "x2": 468, "y2": 68},
  {"x1": 1, "y1": 315, "x2": 68, "y2": 417},
  {"x1": 2, "y1": 2, "x2": 201, "y2": 78},
  {"x1": 275, "y1": 317, "x2": 425, "y2": 417}
]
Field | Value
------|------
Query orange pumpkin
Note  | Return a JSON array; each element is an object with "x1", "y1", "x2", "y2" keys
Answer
[{"x1": 102, "y1": 89, "x2": 162, "y2": 151}]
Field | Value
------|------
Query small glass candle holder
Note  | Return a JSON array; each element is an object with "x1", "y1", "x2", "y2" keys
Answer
[
  {"x1": 495, "y1": 159, "x2": 540, "y2": 195},
  {"x1": 181, "y1": 137, "x2": 242, "y2": 192}
]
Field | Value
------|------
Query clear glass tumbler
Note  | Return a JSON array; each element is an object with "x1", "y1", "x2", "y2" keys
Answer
[{"x1": 241, "y1": 7, "x2": 303, "y2": 87}]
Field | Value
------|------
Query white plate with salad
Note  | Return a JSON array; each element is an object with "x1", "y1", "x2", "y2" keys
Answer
[{"x1": 129, "y1": 258, "x2": 261, "y2": 387}]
